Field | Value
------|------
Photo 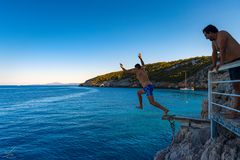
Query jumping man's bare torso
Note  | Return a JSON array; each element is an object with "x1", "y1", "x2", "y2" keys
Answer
[{"x1": 135, "y1": 68, "x2": 152, "y2": 87}]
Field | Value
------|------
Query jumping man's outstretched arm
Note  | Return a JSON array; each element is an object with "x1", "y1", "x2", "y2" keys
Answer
[
  {"x1": 138, "y1": 53, "x2": 145, "y2": 66},
  {"x1": 120, "y1": 63, "x2": 136, "y2": 74},
  {"x1": 120, "y1": 63, "x2": 127, "y2": 72}
]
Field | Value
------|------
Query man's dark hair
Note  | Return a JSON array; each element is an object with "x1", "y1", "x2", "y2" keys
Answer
[
  {"x1": 135, "y1": 63, "x2": 141, "y2": 69},
  {"x1": 203, "y1": 25, "x2": 219, "y2": 34}
]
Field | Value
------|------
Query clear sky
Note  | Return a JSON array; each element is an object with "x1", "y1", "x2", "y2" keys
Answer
[{"x1": 0, "y1": 0, "x2": 240, "y2": 85}]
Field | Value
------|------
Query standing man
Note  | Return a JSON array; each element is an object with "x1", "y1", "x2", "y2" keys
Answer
[
  {"x1": 120, "y1": 53, "x2": 169, "y2": 116},
  {"x1": 203, "y1": 24, "x2": 240, "y2": 118}
]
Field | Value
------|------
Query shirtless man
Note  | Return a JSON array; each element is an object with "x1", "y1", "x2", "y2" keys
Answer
[
  {"x1": 203, "y1": 24, "x2": 240, "y2": 118},
  {"x1": 120, "y1": 53, "x2": 169, "y2": 115}
]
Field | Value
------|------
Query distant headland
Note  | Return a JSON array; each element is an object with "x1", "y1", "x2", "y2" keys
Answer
[{"x1": 80, "y1": 56, "x2": 212, "y2": 90}]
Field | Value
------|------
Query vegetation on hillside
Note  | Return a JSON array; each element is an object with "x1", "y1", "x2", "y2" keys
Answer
[{"x1": 86, "y1": 56, "x2": 211, "y2": 85}]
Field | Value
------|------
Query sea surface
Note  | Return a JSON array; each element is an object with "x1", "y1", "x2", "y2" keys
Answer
[{"x1": 0, "y1": 86, "x2": 207, "y2": 160}]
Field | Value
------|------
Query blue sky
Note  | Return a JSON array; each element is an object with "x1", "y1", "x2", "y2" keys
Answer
[{"x1": 0, "y1": 0, "x2": 240, "y2": 85}]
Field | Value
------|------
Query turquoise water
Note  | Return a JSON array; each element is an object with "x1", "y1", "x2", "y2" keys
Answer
[{"x1": 0, "y1": 86, "x2": 207, "y2": 160}]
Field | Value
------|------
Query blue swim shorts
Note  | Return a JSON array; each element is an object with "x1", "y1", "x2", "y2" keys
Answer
[{"x1": 143, "y1": 84, "x2": 154, "y2": 96}]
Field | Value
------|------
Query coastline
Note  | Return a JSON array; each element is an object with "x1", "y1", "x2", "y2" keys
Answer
[
  {"x1": 79, "y1": 85, "x2": 208, "y2": 91},
  {"x1": 0, "y1": 84, "x2": 208, "y2": 91}
]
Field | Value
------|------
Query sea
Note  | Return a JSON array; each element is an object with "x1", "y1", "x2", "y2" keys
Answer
[{"x1": 0, "y1": 85, "x2": 207, "y2": 160}]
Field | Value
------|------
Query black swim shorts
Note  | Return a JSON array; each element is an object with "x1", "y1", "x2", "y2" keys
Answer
[{"x1": 229, "y1": 66, "x2": 240, "y2": 80}]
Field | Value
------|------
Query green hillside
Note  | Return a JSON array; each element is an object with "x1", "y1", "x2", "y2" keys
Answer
[{"x1": 84, "y1": 56, "x2": 211, "y2": 86}]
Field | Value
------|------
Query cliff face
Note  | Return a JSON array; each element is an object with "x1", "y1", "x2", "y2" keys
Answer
[
  {"x1": 80, "y1": 56, "x2": 211, "y2": 90},
  {"x1": 155, "y1": 69, "x2": 240, "y2": 160},
  {"x1": 155, "y1": 126, "x2": 240, "y2": 160}
]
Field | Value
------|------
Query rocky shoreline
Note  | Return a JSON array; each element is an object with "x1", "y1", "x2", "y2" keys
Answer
[
  {"x1": 80, "y1": 57, "x2": 212, "y2": 90},
  {"x1": 155, "y1": 70, "x2": 240, "y2": 160},
  {"x1": 154, "y1": 125, "x2": 240, "y2": 160},
  {"x1": 80, "y1": 64, "x2": 210, "y2": 90}
]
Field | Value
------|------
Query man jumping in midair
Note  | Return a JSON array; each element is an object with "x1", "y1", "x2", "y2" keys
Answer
[{"x1": 120, "y1": 53, "x2": 169, "y2": 116}]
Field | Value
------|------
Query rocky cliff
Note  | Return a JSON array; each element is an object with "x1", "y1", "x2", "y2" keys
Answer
[
  {"x1": 155, "y1": 69, "x2": 240, "y2": 160},
  {"x1": 155, "y1": 126, "x2": 240, "y2": 160}
]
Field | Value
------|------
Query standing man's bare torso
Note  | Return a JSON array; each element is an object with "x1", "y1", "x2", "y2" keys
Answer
[{"x1": 213, "y1": 31, "x2": 240, "y2": 63}]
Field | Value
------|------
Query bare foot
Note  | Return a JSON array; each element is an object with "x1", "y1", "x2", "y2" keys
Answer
[{"x1": 164, "y1": 109, "x2": 169, "y2": 116}]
